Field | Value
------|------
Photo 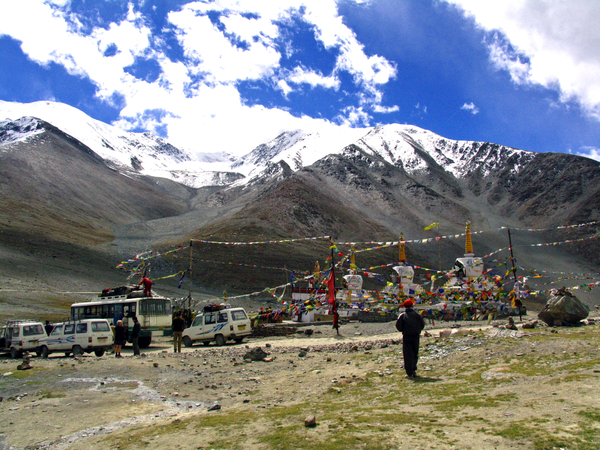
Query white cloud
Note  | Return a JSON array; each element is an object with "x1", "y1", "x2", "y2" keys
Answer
[
  {"x1": 0, "y1": 0, "x2": 399, "y2": 155},
  {"x1": 285, "y1": 66, "x2": 340, "y2": 90},
  {"x1": 574, "y1": 146, "x2": 600, "y2": 162},
  {"x1": 461, "y1": 102, "x2": 479, "y2": 114},
  {"x1": 334, "y1": 105, "x2": 371, "y2": 127},
  {"x1": 373, "y1": 104, "x2": 399, "y2": 114},
  {"x1": 444, "y1": 0, "x2": 600, "y2": 120}
]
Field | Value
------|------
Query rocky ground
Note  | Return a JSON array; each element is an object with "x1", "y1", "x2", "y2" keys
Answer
[{"x1": 1, "y1": 312, "x2": 600, "y2": 450}]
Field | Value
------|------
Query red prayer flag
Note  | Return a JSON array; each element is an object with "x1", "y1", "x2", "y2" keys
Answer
[{"x1": 327, "y1": 271, "x2": 336, "y2": 305}]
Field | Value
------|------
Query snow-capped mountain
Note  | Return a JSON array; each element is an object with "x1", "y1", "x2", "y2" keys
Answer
[
  {"x1": 0, "y1": 100, "x2": 239, "y2": 188},
  {"x1": 0, "y1": 100, "x2": 538, "y2": 191},
  {"x1": 1, "y1": 99, "x2": 599, "y2": 300}
]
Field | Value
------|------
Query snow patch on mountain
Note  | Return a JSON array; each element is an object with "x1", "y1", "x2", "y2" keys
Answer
[
  {"x1": 0, "y1": 116, "x2": 45, "y2": 147},
  {"x1": 230, "y1": 127, "x2": 368, "y2": 186}
]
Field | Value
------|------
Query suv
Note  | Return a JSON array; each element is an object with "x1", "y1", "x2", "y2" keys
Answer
[
  {"x1": 36, "y1": 319, "x2": 114, "y2": 357},
  {"x1": 182, "y1": 306, "x2": 252, "y2": 347},
  {"x1": 1, "y1": 320, "x2": 47, "y2": 359}
]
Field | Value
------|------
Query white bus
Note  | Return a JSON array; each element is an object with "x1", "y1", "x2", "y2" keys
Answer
[{"x1": 71, "y1": 288, "x2": 172, "y2": 348}]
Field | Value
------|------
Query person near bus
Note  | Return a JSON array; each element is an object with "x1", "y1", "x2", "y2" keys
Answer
[
  {"x1": 114, "y1": 320, "x2": 126, "y2": 358},
  {"x1": 171, "y1": 313, "x2": 185, "y2": 353},
  {"x1": 130, "y1": 316, "x2": 141, "y2": 356}
]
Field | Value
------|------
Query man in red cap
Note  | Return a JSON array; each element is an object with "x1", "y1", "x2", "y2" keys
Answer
[{"x1": 395, "y1": 299, "x2": 425, "y2": 378}]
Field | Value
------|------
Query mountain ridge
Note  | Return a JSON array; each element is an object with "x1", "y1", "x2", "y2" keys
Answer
[{"x1": 0, "y1": 100, "x2": 599, "y2": 309}]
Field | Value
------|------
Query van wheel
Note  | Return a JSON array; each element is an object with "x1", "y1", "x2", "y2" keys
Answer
[
  {"x1": 64, "y1": 352, "x2": 71, "y2": 357},
  {"x1": 183, "y1": 336, "x2": 192, "y2": 348},
  {"x1": 10, "y1": 347, "x2": 20, "y2": 359},
  {"x1": 139, "y1": 337, "x2": 152, "y2": 348},
  {"x1": 202, "y1": 341, "x2": 210, "y2": 346},
  {"x1": 72, "y1": 345, "x2": 83, "y2": 357},
  {"x1": 215, "y1": 334, "x2": 226, "y2": 346},
  {"x1": 41, "y1": 346, "x2": 50, "y2": 359},
  {"x1": 234, "y1": 338, "x2": 243, "y2": 344},
  {"x1": 94, "y1": 349, "x2": 105, "y2": 357}
]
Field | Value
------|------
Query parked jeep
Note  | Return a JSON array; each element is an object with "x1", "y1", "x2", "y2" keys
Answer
[
  {"x1": 182, "y1": 306, "x2": 251, "y2": 347},
  {"x1": 36, "y1": 319, "x2": 114, "y2": 357},
  {"x1": 1, "y1": 320, "x2": 47, "y2": 359}
]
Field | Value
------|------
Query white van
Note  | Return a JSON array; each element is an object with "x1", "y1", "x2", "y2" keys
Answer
[
  {"x1": 1, "y1": 320, "x2": 47, "y2": 359},
  {"x1": 182, "y1": 306, "x2": 252, "y2": 347},
  {"x1": 36, "y1": 319, "x2": 114, "y2": 357}
]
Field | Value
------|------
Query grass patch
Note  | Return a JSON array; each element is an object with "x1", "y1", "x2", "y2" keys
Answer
[
  {"x1": 0, "y1": 367, "x2": 46, "y2": 380},
  {"x1": 427, "y1": 393, "x2": 517, "y2": 412},
  {"x1": 38, "y1": 389, "x2": 66, "y2": 399}
]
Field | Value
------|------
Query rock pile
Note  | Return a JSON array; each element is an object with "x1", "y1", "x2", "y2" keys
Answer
[{"x1": 538, "y1": 288, "x2": 589, "y2": 326}]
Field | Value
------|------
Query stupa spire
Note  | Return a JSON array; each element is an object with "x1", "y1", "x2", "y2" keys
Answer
[
  {"x1": 399, "y1": 233, "x2": 406, "y2": 263},
  {"x1": 465, "y1": 221, "x2": 474, "y2": 256}
]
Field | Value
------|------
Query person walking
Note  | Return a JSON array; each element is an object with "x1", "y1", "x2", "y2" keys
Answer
[
  {"x1": 130, "y1": 316, "x2": 141, "y2": 356},
  {"x1": 114, "y1": 320, "x2": 126, "y2": 358},
  {"x1": 395, "y1": 299, "x2": 425, "y2": 378},
  {"x1": 171, "y1": 312, "x2": 185, "y2": 353}
]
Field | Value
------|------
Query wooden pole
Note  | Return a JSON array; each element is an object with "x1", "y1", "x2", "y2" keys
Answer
[{"x1": 188, "y1": 240, "x2": 193, "y2": 309}]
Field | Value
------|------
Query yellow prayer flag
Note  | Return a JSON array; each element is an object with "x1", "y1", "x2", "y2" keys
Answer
[{"x1": 424, "y1": 222, "x2": 440, "y2": 231}]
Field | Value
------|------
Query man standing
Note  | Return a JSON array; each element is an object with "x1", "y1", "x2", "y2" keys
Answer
[
  {"x1": 395, "y1": 299, "x2": 425, "y2": 378},
  {"x1": 171, "y1": 312, "x2": 185, "y2": 353},
  {"x1": 130, "y1": 316, "x2": 141, "y2": 356}
]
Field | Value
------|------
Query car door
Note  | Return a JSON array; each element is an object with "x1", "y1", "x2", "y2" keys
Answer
[
  {"x1": 203, "y1": 313, "x2": 217, "y2": 338},
  {"x1": 46, "y1": 325, "x2": 64, "y2": 350},
  {"x1": 63, "y1": 323, "x2": 76, "y2": 349}
]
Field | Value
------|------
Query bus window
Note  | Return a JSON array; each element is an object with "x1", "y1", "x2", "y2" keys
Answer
[
  {"x1": 123, "y1": 302, "x2": 136, "y2": 317},
  {"x1": 114, "y1": 304, "x2": 123, "y2": 320}
]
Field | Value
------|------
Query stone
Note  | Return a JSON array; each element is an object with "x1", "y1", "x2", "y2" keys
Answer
[
  {"x1": 521, "y1": 320, "x2": 538, "y2": 329},
  {"x1": 538, "y1": 289, "x2": 589, "y2": 326},
  {"x1": 17, "y1": 354, "x2": 32, "y2": 371},
  {"x1": 304, "y1": 415, "x2": 317, "y2": 427},
  {"x1": 243, "y1": 347, "x2": 269, "y2": 362},
  {"x1": 207, "y1": 403, "x2": 221, "y2": 411},
  {"x1": 439, "y1": 330, "x2": 452, "y2": 338}
]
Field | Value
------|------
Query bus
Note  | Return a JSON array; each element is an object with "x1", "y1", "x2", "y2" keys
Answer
[{"x1": 71, "y1": 287, "x2": 173, "y2": 348}]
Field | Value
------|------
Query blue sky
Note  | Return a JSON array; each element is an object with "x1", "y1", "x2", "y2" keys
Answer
[{"x1": 0, "y1": 0, "x2": 599, "y2": 160}]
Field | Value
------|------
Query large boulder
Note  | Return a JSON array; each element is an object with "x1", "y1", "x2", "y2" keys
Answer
[{"x1": 538, "y1": 288, "x2": 589, "y2": 326}]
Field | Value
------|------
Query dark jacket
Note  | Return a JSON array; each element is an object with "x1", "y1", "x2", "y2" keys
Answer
[
  {"x1": 130, "y1": 321, "x2": 141, "y2": 339},
  {"x1": 395, "y1": 307, "x2": 425, "y2": 335},
  {"x1": 172, "y1": 316, "x2": 185, "y2": 332},
  {"x1": 114, "y1": 324, "x2": 126, "y2": 344}
]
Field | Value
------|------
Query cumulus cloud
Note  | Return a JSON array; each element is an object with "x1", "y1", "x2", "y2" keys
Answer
[
  {"x1": 0, "y1": 0, "x2": 399, "y2": 155},
  {"x1": 444, "y1": 0, "x2": 600, "y2": 120},
  {"x1": 461, "y1": 102, "x2": 480, "y2": 114},
  {"x1": 574, "y1": 146, "x2": 600, "y2": 162}
]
